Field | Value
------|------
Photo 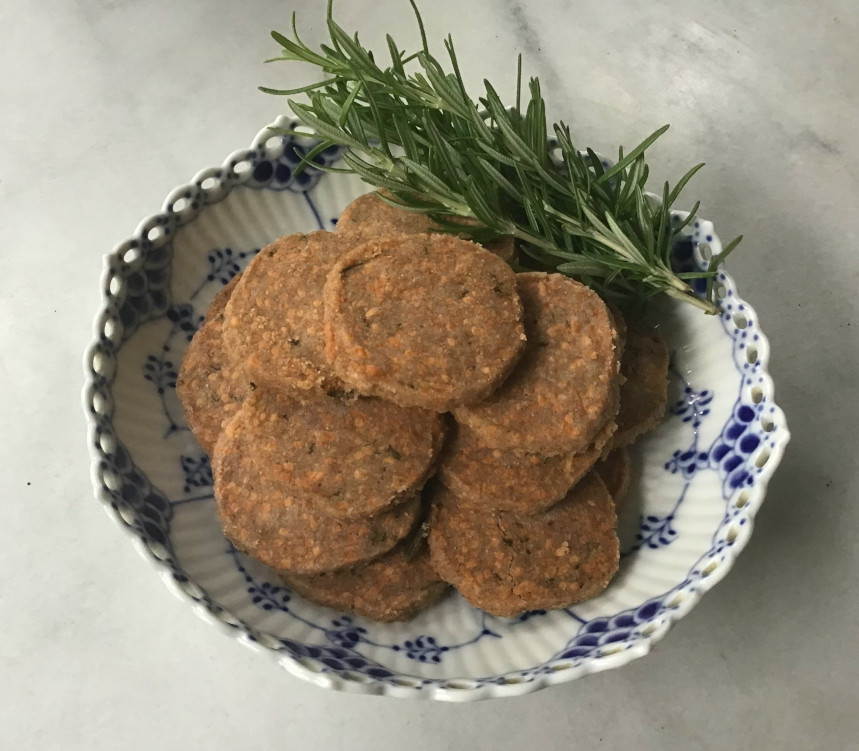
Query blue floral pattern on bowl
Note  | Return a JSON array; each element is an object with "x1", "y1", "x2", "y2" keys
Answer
[{"x1": 83, "y1": 116, "x2": 789, "y2": 701}]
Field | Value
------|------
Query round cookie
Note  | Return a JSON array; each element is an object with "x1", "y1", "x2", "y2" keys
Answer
[
  {"x1": 213, "y1": 410, "x2": 422, "y2": 573},
  {"x1": 595, "y1": 448, "x2": 632, "y2": 512},
  {"x1": 335, "y1": 191, "x2": 435, "y2": 239},
  {"x1": 437, "y1": 423, "x2": 601, "y2": 514},
  {"x1": 454, "y1": 272, "x2": 621, "y2": 455},
  {"x1": 323, "y1": 234, "x2": 526, "y2": 411},
  {"x1": 336, "y1": 191, "x2": 517, "y2": 263},
  {"x1": 213, "y1": 388, "x2": 444, "y2": 520},
  {"x1": 613, "y1": 322, "x2": 670, "y2": 448},
  {"x1": 176, "y1": 274, "x2": 250, "y2": 455},
  {"x1": 222, "y1": 231, "x2": 350, "y2": 393},
  {"x1": 428, "y1": 473, "x2": 619, "y2": 618},
  {"x1": 218, "y1": 486, "x2": 420, "y2": 575},
  {"x1": 281, "y1": 538, "x2": 449, "y2": 622}
]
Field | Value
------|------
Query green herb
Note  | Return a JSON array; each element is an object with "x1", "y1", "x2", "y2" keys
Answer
[{"x1": 261, "y1": 0, "x2": 741, "y2": 313}]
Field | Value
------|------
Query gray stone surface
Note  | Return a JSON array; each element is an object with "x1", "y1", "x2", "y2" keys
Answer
[{"x1": 1, "y1": 0, "x2": 856, "y2": 747}]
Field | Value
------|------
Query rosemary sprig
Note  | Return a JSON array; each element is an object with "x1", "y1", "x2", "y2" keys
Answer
[{"x1": 261, "y1": 0, "x2": 740, "y2": 313}]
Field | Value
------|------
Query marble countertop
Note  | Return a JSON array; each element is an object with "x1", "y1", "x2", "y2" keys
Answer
[{"x1": 2, "y1": 0, "x2": 857, "y2": 748}]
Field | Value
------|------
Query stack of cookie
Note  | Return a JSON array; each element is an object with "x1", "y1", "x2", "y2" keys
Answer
[
  {"x1": 177, "y1": 191, "x2": 668, "y2": 621},
  {"x1": 432, "y1": 274, "x2": 670, "y2": 617}
]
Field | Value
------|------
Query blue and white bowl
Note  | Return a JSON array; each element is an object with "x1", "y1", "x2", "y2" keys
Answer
[{"x1": 83, "y1": 116, "x2": 789, "y2": 700}]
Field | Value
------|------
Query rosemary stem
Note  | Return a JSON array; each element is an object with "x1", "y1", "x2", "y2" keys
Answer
[{"x1": 664, "y1": 287, "x2": 719, "y2": 314}]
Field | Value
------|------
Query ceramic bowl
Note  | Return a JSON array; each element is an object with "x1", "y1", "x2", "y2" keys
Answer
[{"x1": 83, "y1": 116, "x2": 789, "y2": 700}]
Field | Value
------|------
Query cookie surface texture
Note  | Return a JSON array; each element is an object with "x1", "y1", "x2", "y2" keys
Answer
[
  {"x1": 282, "y1": 538, "x2": 448, "y2": 622},
  {"x1": 455, "y1": 272, "x2": 621, "y2": 455},
  {"x1": 222, "y1": 231, "x2": 350, "y2": 393},
  {"x1": 214, "y1": 388, "x2": 443, "y2": 520},
  {"x1": 336, "y1": 191, "x2": 517, "y2": 263},
  {"x1": 324, "y1": 233, "x2": 526, "y2": 411},
  {"x1": 428, "y1": 473, "x2": 619, "y2": 617},
  {"x1": 437, "y1": 424, "x2": 600, "y2": 514}
]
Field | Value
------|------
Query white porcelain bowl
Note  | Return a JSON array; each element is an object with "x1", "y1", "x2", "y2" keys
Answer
[{"x1": 83, "y1": 116, "x2": 789, "y2": 700}]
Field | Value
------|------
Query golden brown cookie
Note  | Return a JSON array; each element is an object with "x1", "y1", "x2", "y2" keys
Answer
[
  {"x1": 282, "y1": 537, "x2": 449, "y2": 622},
  {"x1": 221, "y1": 231, "x2": 351, "y2": 393},
  {"x1": 428, "y1": 474, "x2": 619, "y2": 618},
  {"x1": 613, "y1": 322, "x2": 669, "y2": 448},
  {"x1": 213, "y1": 388, "x2": 444, "y2": 520},
  {"x1": 335, "y1": 191, "x2": 436, "y2": 238},
  {"x1": 336, "y1": 191, "x2": 516, "y2": 263},
  {"x1": 323, "y1": 234, "x2": 526, "y2": 411},
  {"x1": 213, "y1": 399, "x2": 423, "y2": 572},
  {"x1": 437, "y1": 423, "x2": 600, "y2": 514},
  {"x1": 454, "y1": 272, "x2": 621, "y2": 455}
]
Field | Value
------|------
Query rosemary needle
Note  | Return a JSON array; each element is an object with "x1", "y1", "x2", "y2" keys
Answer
[{"x1": 260, "y1": 0, "x2": 740, "y2": 314}]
